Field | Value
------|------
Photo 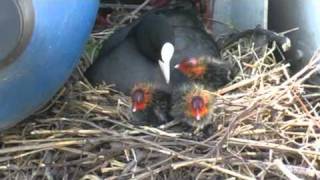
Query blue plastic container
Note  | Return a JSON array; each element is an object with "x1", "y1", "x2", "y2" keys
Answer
[{"x1": 0, "y1": 0, "x2": 99, "y2": 130}]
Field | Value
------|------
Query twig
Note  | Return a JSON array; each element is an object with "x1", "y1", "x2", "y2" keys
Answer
[
  {"x1": 197, "y1": 162, "x2": 255, "y2": 180},
  {"x1": 228, "y1": 138, "x2": 320, "y2": 158},
  {"x1": 217, "y1": 64, "x2": 289, "y2": 94},
  {"x1": 100, "y1": 3, "x2": 153, "y2": 10},
  {"x1": 119, "y1": 0, "x2": 151, "y2": 24},
  {"x1": 273, "y1": 159, "x2": 302, "y2": 180}
]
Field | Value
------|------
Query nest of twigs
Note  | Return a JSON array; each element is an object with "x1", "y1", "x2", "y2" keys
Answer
[{"x1": 1, "y1": 3, "x2": 320, "y2": 180}]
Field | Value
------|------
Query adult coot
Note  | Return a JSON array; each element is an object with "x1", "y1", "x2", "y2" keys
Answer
[
  {"x1": 85, "y1": 12, "x2": 175, "y2": 94},
  {"x1": 86, "y1": 1, "x2": 226, "y2": 93}
]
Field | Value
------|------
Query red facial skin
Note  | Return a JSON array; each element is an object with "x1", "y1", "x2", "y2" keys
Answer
[
  {"x1": 185, "y1": 93, "x2": 210, "y2": 120},
  {"x1": 131, "y1": 85, "x2": 153, "y2": 112},
  {"x1": 175, "y1": 57, "x2": 207, "y2": 79}
]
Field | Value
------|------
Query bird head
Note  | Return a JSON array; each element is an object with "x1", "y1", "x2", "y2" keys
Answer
[
  {"x1": 184, "y1": 85, "x2": 212, "y2": 121},
  {"x1": 131, "y1": 84, "x2": 153, "y2": 112},
  {"x1": 174, "y1": 57, "x2": 207, "y2": 79}
]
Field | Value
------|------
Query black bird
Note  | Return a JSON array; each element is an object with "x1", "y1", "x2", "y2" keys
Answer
[
  {"x1": 87, "y1": 1, "x2": 228, "y2": 93},
  {"x1": 130, "y1": 82, "x2": 172, "y2": 126},
  {"x1": 85, "y1": 12, "x2": 175, "y2": 94}
]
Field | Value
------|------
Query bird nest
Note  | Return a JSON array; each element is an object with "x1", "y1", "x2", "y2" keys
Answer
[{"x1": 1, "y1": 4, "x2": 320, "y2": 180}]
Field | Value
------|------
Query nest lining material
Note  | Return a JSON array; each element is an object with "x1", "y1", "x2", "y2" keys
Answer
[{"x1": 1, "y1": 3, "x2": 320, "y2": 180}]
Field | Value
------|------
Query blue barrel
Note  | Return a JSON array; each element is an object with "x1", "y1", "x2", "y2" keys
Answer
[{"x1": 0, "y1": 0, "x2": 99, "y2": 130}]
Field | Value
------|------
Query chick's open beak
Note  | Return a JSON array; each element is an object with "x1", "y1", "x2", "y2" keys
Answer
[{"x1": 159, "y1": 42, "x2": 174, "y2": 84}]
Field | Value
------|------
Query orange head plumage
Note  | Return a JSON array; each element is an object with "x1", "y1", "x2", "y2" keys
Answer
[
  {"x1": 184, "y1": 86, "x2": 211, "y2": 121},
  {"x1": 174, "y1": 57, "x2": 207, "y2": 79},
  {"x1": 131, "y1": 83, "x2": 153, "y2": 112}
]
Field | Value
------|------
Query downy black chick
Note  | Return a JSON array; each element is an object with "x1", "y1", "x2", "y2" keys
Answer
[
  {"x1": 174, "y1": 56, "x2": 236, "y2": 89},
  {"x1": 130, "y1": 82, "x2": 172, "y2": 126},
  {"x1": 171, "y1": 83, "x2": 216, "y2": 130}
]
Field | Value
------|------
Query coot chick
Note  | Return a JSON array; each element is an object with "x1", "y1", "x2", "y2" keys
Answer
[
  {"x1": 174, "y1": 56, "x2": 236, "y2": 89},
  {"x1": 85, "y1": 12, "x2": 175, "y2": 94},
  {"x1": 173, "y1": 26, "x2": 292, "y2": 89},
  {"x1": 130, "y1": 83, "x2": 172, "y2": 126},
  {"x1": 171, "y1": 83, "x2": 215, "y2": 130}
]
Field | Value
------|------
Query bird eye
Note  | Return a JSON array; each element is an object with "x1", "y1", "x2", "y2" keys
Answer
[
  {"x1": 131, "y1": 89, "x2": 145, "y2": 103},
  {"x1": 191, "y1": 96, "x2": 204, "y2": 110}
]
